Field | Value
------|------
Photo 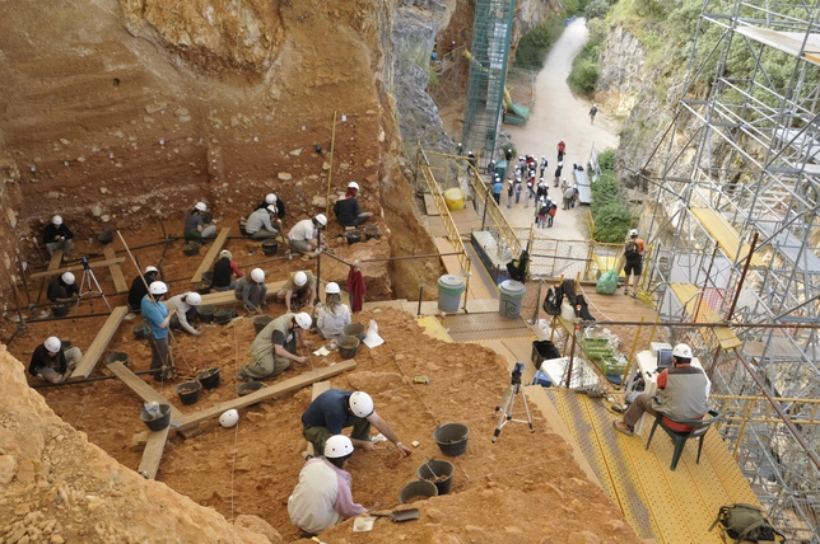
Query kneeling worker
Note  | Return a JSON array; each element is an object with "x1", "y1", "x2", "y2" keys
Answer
[
  {"x1": 127, "y1": 266, "x2": 159, "y2": 313},
  {"x1": 29, "y1": 336, "x2": 83, "y2": 384},
  {"x1": 165, "y1": 291, "x2": 202, "y2": 336},
  {"x1": 288, "y1": 434, "x2": 366, "y2": 536},
  {"x1": 238, "y1": 311, "x2": 312, "y2": 380},
  {"x1": 47, "y1": 272, "x2": 79, "y2": 303},
  {"x1": 301, "y1": 389, "x2": 413, "y2": 459},
  {"x1": 275, "y1": 270, "x2": 316, "y2": 312},
  {"x1": 244, "y1": 205, "x2": 278, "y2": 239},
  {"x1": 234, "y1": 267, "x2": 267, "y2": 314},
  {"x1": 333, "y1": 181, "x2": 373, "y2": 227}
]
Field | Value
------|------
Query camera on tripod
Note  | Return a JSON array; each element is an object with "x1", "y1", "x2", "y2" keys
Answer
[
  {"x1": 80, "y1": 256, "x2": 90, "y2": 270},
  {"x1": 510, "y1": 361, "x2": 524, "y2": 385}
]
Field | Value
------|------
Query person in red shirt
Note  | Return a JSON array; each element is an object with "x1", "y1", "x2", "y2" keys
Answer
[{"x1": 557, "y1": 140, "x2": 566, "y2": 162}]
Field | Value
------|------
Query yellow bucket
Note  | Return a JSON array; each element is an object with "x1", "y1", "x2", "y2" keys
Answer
[{"x1": 444, "y1": 187, "x2": 465, "y2": 211}]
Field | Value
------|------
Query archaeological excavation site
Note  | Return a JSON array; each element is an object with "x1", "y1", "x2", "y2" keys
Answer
[{"x1": 1, "y1": 1, "x2": 817, "y2": 543}]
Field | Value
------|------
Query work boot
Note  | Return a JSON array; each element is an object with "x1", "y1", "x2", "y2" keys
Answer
[{"x1": 612, "y1": 421, "x2": 634, "y2": 436}]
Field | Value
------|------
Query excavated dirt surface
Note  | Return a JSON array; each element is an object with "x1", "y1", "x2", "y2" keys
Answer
[{"x1": 6, "y1": 300, "x2": 639, "y2": 542}]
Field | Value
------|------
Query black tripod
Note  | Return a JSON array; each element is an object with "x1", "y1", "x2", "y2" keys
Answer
[{"x1": 492, "y1": 361, "x2": 534, "y2": 443}]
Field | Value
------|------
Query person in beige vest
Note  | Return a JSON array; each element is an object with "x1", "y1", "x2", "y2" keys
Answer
[{"x1": 238, "y1": 312, "x2": 312, "y2": 380}]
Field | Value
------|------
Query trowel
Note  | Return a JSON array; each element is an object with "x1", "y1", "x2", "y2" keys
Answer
[{"x1": 371, "y1": 508, "x2": 421, "y2": 522}]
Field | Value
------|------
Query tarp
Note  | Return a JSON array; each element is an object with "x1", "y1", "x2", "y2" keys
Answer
[{"x1": 573, "y1": 168, "x2": 592, "y2": 205}]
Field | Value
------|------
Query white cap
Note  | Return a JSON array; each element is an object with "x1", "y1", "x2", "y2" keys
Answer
[
  {"x1": 250, "y1": 268, "x2": 265, "y2": 283},
  {"x1": 293, "y1": 271, "x2": 308, "y2": 287},
  {"x1": 185, "y1": 292, "x2": 202, "y2": 306},
  {"x1": 265, "y1": 193, "x2": 277, "y2": 204},
  {"x1": 144, "y1": 266, "x2": 159, "y2": 274},
  {"x1": 61, "y1": 272, "x2": 75, "y2": 285},
  {"x1": 672, "y1": 343, "x2": 693, "y2": 360},
  {"x1": 218, "y1": 250, "x2": 232, "y2": 260},
  {"x1": 347, "y1": 181, "x2": 360, "y2": 191},
  {"x1": 266, "y1": 204, "x2": 277, "y2": 213},
  {"x1": 44, "y1": 336, "x2": 62, "y2": 353},
  {"x1": 52, "y1": 215, "x2": 63, "y2": 226},
  {"x1": 349, "y1": 391, "x2": 374, "y2": 418},
  {"x1": 149, "y1": 281, "x2": 168, "y2": 295},
  {"x1": 324, "y1": 435, "x2": 354, "y2": 459},
  {"x1": 541, "y1": 156, "x2": 546, "y2": 159},
  {"x1": 294, "y1": 312, "x2": 312, "y2": 329},
  {"x1": 194, "y1": 202, "x2": 207, "y2": 212},
  {"x1": 325, "y1": 282, "x2": 341, "y2": 295},
  {"x1": 219, "y1": 409, "x2": 239, "y2": 428},
  {"x1": 629, "y1": 229, "x2": 639, "y2": 237},
  {"x1": 315, "y1": 213, "x2": 327, "y2": 227}
]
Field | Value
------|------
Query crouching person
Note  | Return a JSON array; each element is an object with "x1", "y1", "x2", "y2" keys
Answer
[
  {"x1": 237, "y1": 312, "x2": 312, "y2": 380},
  {"x1": 288, "y1": 435, "x2": 366, "y2": 536},
  {"x1": 29, "y1": 336, "x2": 83, "y2": 384}
]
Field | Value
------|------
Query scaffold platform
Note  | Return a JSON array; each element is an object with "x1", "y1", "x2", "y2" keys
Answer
[
  {"x1": 690, "y1": 207, "x2": 766, "y2": 268},
  {"x1": 668, "y1": 282, "x2": 742, "y2": 350}
]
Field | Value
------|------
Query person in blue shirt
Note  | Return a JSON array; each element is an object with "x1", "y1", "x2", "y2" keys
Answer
[
  {"x1": 491, "y1": 177, "x2": 503, "y2": 205},
  {"x1": 141, "y1": 280, "x2": 172, "y2": 381}
]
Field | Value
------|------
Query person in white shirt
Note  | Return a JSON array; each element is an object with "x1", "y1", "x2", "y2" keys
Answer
[
  {"x1": 288, "y1": 435, "x2": 366, "y2": 536},
  {"x1": 315, "y1": 282, "x2": 351, "y2": 339},
  {"x1": 288, "y1": 214, "x2": 327, "y2": 255},
  {"x1": 165, "y1": 291, "x2": 202, "y2": 336}
]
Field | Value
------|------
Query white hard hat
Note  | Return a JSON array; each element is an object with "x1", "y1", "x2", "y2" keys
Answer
[
  {"x1": 144, "y1": 266, "x2": 159, "y2": 274},
  {"x1": 194, "y1": 201, "x2": 207, "y2": 212},
  {"x1": 294, "y1": 312, "x2": 312, "y2": 330},
  {"x1": 348, "y1": 391, "x2": 374, "y2": 418},
  {"x1": 325, "y1": 282, "x2": 341, "y2": 295},
  {"x1": 185, "y1": 292, "x2": 202, "y2": 306},
  {"x1": 265, "y1": 193, "x2": 277, "y2": 204},
  {"x1": 347, "y1": 181, "x2": 360, "y2": 191},
  {"x1": 562, "y1": 178, "x2": 567, "y2": 182},
  {"x1": 672, "y1": 343, "x2": 693, "y2": 360},
  {"x1": 293, "y1": 271, "x2": 308, "y2": 287},
  {"x1": 315, "y1": 213, "x2": 327, "y2": 227},
  {"x1": 266, "y1": 204, "x2": 277, "y2": 213},
  {"x1": 44, "y1": 336, "x2": 62, "y2": 353},
  {"x1": 250, "y1": 268, "x2": 265, "y2": 283},
  {"x1": 219, "y1": 408, "x2": 239, "y2": 428},
  {"x1": 541, "y1": 156, "x2": 546, "y2": 159},
  {"x1": 324, "y1": 434, "x2": 354, "y2": 459},
  {"x1": 52, "y1": 215, "x2": 63, "y2": 226},
  {"x1": 629, "y1": 229, "x2": 639, "y2": 237},
  {"x1": 218, "y1": 249, "x2": 232, "y2": 260},
  {"x1": 61, "y1": 272, "x2": 75, "y2": 285},
  {"x1": 149, "y1": 281, "x2": 168, "y2": 295}
]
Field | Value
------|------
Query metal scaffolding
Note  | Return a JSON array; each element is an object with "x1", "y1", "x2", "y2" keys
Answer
[
  {"x1": 461, "y1": 0, "x2": 516, "y2": 164},
  {"x1": 638, "y1": 1, "x2": 819, "y2": 540}
]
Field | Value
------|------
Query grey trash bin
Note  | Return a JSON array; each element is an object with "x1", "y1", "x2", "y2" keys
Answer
[
  {"x1": 498, "y1": 279, "x2": 526, "y2": 319},
  {"x1": 437, "y1": 274, "x2": 465, "y2": 312}
]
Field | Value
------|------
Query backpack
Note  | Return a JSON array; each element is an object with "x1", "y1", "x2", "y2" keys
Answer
[
  {"x1": 710, "y1": 504, "x2": 785, "y2": 543},
  {"x1": 542, "y1": 287, "x2": 562, "y2": 316},
  {"x1": 624, "y1": 239, "x2": 639, "y2": 259}
]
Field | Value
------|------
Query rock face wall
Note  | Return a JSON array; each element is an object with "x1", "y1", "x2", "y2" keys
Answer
[{"x1": 0, "y1": 346, "x2": 275, "y2": 544}]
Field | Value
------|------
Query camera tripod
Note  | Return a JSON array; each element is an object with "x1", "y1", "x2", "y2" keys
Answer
[
  {"x1": 492, "y1": 361, "x2": 534, "y2": 443},
  {"x1": 77, "y1": 256, "x2": 111, "y2": 311}
]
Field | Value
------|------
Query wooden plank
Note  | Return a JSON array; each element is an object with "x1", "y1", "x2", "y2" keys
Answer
[
  {"x1": 690, "y1": 208, "x2": 765, "y2": 268},
  {"x1": 423, "y1": 193, "x2": 441, "y2": 216},
  {"x1": 669, "y1": 283, "x2": 741, "y2": 350},
  {"x1": 137, "y1": 425, "x2": 170, "y2": 480},
  {"x1": 103, "y1": 246, "x2": 129, "y2": 293},
  {"x1": 48, "y1": 249, "x2": 64, "y2": 270},
  {"x1": 70, "y1": 306, "x2": 129, "y2": 379},
  {"x1": 30, "y1": 257, "x2": 126, "y2": 279},
  {"x1": 191, "y1": 227, "x2": 230, "y2": 283},
  {"x1": 199, "y1": 280, "x2": 286, "y2": 307},
  {"x1": 106, "y1": 361, "x2": 184, "y2": 424},
  {"x1": 177, "y1": 361, "x2": 356, "y2": 430}
]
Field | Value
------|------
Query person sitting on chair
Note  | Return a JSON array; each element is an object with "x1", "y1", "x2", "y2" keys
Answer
[{"x1": 614, "y1": 343, "x2": 709, "y2": 436}]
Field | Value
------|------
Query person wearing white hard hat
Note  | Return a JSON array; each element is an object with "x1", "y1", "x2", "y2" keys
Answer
[
  {"x1": 623, "y1": 228, "x2": 645, "y2": 297},
  {"x1": 184, "y1": 201, "x2": 217, "y2": 240},
  {"x1": 614, "y1": 343, "x2": 710, "y2": 437},
  {"x1": 47, "y1": 271, "x2": 79, "y2": 303},
  {"x1": 141, "y1": 280, "x2": 173, "y2": 381},
  {"x1": 43, "y1": 214, "x2": 74, "y2": 258},
  {"x1": 127, "y1": 266, "x2": 160, "y2": 312},
  {"x1": 234, "y1": 267, "x2": 267, "y2": 314},
  {"x1": 287, "y1": 214, "x2": 327, "y2": 256},
  {"x1": 314, "y1": 282, "x2": 351, "y2": 339},
  {"x1": 254, "y1": 192, "x2": 286, "y2": 221},
  {"x1": 211, "y1": 249, "x2": 243, "y2": 292},
  {"x1": 301, "y1": 389, "x2": 413, "y2": 460},
  {"x1": 288, "y1": 434, "x2": 366, "y2": 535},
  {"x1": 244, "y1": 204, "x2": 278, "y2": 239},
  {"x1": 165, "y1": 291, "x2": 203, "y2": 336},
  {"x1": 237, "y1": 312, "x2": 312, "y2": 380},
  {"x1": 539, "y1": 155, "x2": 548, "y2": 177},
  {"x1": 275, "y1": 270, "x2": 316, "y2": 313},
  {"x1": 28, "y1": 336, "x2": 83, "y2": 384},
  {"x1": 333, "y1": 181, "x2": 373, "y2": 227}
]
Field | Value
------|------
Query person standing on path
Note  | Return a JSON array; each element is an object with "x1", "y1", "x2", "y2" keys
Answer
[
  {"x1": 491, "y1": 177, "x2": 503, "y2": 205},
  {"x1": 539, "y1": 156, "x2": 548, "y2": 178},
  {"x1": 513, "y1": 177, "x2": 523, "y2": 205},
  {"x1": 506, "y1": 179, "x2": 514, "y2": 209},
  {"x1": 563, "y1": 184, "x2": 575, "y2": 210},
  {"x1": 554, "y1": 162, "x2": 564, "y2": 188},
  {"x1": 547, "y1": 200, "x2": 558, "y2": 228},
  {"x1": 536, "y1": 197, "x2": 548, "y2": 229},
  {"x1": 589, "y1": 104, "x2": 598, "y2": 124},
  {"x1": 557, "y1": 140, "x2": 566, "y2": 162},
  {"x1": 623, "y1": 229, "x2": 646, "y2": 297}
]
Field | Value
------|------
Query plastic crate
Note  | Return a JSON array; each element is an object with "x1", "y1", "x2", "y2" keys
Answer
[{"x1": 531, "y1": 340, "x2": 561, "y2": 370}]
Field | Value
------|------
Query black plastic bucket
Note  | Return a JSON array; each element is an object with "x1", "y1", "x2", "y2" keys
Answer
[
  {"x1": 337, "y1": 335, "x2": 360, "y2": 359},
  {"x1": 140, "y1": 404, "x2": 171, "y2": 431},
  {"x1": 133, "y1": 323, "x2": 150, "y2": 340},
  {"x1": 198, "y1": 305, "x2": 215, "y2": 324},
  {"x1": 51, "y1": 304, "x2": 70, "y2": 318},
  {"x1": 214, "y1": 308, "x2": 235, "y2": 325},
  {"x1": 433, "y1": 423, "x2": 469, "y2": 457},
  {"x1": 196, "y1": 367, "x2": 221, "y2": 389},
  {"x1": 183, "y1": 242, "x2": 201, "y2": 256},
  {"x1": 416, "y1": 460, "x2": 454, "y2": 495},
  {"x1": 345, "y1": 231, "x2": 361, "y2": 245},
  {"x1": 177, "y1": 381, "x2": 202, "y2": 405},
  {"x1": 343, "y1": 323, "x2": 366, "y2": 341},
  {"x1": 105, "y1": 352, "x2": 129, "y2": 366},
  {"x1": 261, "y1": 240, "x2": 278, "y2": 256},
  {"x1": 253, "y1": 315, "x2": 273, "y2": 333},
  {"x1": 399, "y1": 480, "x2": 438, "y2": 504}
]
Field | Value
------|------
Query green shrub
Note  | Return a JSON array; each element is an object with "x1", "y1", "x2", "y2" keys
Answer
[
  {"x1": 598, "y1": 148, "x2": 616, "y2": 172},
  {"x1": 584, "y1": 0, "x2": 610, "y2": 19},
  {"x1": 515, "y1": 17, "x2": 564, "y2": 70},
  {"x1": 567, "y1": 20, "x2": 604, "y2": 97},
  {"x1": 591, "y1": 171, "x2": 633, "y2": 243}
]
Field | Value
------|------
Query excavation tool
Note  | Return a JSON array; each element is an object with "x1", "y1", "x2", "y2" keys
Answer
[
  {"x1": 371, "y1": 508, "x2": 420, "y2": 522},
  {"x1": 492, "y1": 361, "x2": 533, "y2": 443}
]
